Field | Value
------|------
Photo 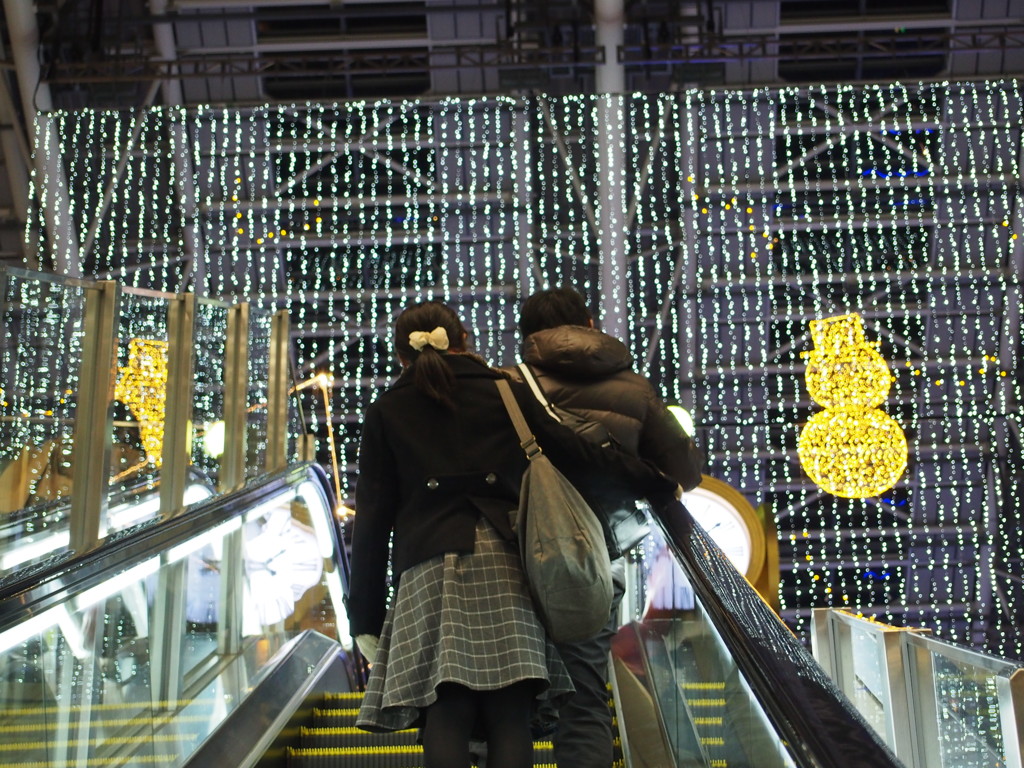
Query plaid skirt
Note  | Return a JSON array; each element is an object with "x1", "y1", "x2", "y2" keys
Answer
[{"x1": 357, "y1": 517, "x2": 574, "y2": 733}]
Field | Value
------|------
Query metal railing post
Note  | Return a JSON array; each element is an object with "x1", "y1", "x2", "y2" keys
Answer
[
  {"x1": 160, "y1": 292, "x2": 195, "y2": 517},
  {"x1": 902, "y1": 633, "x2": 941, "y2": 768},
  {"x1": 69, "y1": 280, "x2": 118, "y2": 553},
  {"x1": 997, "y1": 669, "x2": 1023, "y2": 768},
  {"x1": 150, "y1": 560, "x2": 187, "y2": 705},
  {"x1": 266, "y1": 309, "x2": 289, "y2": 472},
  {"x1": 810, "y1": 607, "x2": 835, "y2": 679},
  {"x1": 218, "y1": 302, "x2": 250, "y2": 656},
  {"x1": 222, "y1": 303, "x2": 250, "y2": 492}
]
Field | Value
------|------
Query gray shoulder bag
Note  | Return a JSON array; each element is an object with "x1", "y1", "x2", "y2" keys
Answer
[
  {"x1": 495, "y1": 378, "x2": 613, "y2": 644},
  {"x1": 516, "y1": 363, "x2": 651, "y2": 556}
]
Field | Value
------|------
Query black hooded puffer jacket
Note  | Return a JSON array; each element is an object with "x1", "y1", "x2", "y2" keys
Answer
[{"x1": 508, "y1": 325, "x2": 703, "y2": 493}]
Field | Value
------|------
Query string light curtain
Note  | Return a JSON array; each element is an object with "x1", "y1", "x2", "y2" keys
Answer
[{"x1": 27, "y1": 81, "x2": 1023, "y2": 656}]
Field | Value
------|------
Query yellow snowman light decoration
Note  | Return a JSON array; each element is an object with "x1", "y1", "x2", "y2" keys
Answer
[
  {"x1": 797, "y1": 313, "x2": 908, "y2": 498},
  {"x1": 114, "y1": 338, "x2": 170, "y2": 467}
]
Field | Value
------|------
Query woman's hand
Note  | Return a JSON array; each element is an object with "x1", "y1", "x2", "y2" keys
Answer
[{"x1": 356, "y1": 634, "x2": 380, "y2": 661}]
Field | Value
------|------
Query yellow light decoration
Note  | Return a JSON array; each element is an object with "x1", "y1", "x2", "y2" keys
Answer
[
  {"x1": 797, "y1": 314, "x2": 908, "y2": 498},
  {"x1": 114, "y1": 338, "x2": 169, "y2": 467},
  {"x1": 804, "y1": 314, "x2": 893, "y2": 408}
]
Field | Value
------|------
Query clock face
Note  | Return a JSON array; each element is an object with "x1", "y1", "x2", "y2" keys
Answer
[{"x1": 680, "y1": 481, "x2": 761, "y2": 578}]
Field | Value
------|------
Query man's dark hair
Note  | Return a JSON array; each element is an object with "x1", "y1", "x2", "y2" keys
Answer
[{"x1": 519, "y1": 287, "x2": 592, "y2": 338}]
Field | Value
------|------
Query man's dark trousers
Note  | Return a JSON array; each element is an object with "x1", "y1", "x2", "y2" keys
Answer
[{"x1": 552, "y1": 558, "x2": 627, "y2": 768}]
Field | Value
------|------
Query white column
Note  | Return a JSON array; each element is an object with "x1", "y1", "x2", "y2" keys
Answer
[
  {"x1": 3, "y1": 0, "x2": 82, "y2": 276},
  {"x1": 594, "y1": 0, "x2": 628, "y2": 340},
  {"x1": 150, "y1": 0, "x2": 206, "y2": 294}
]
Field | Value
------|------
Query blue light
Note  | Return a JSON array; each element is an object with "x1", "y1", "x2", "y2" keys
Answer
[{"x1": 860, "y1": 169, "x2": 931, "y2": 179}]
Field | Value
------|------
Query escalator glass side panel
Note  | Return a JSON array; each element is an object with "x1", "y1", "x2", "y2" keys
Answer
[
  {"x1": 0, "y1": 480, "x2": 213, "y2": 591},
  {"x1": 0, "y1": 464, "x2": 347, "y2": 768},
  {"x1": 621, "y1": 527, "x2": 796, "y2": 768},
  {"x1": 0, "y1": 269, "x2": 89, "y2": 578},
  {"x1": 639, "y1": 500, "x2": 905, "y2": 768}
]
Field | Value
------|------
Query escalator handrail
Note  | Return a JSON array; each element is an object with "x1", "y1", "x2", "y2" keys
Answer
[
  {"x1": 653, "y1": 499, "x2": 907, "y2": 768},
  {"x1": 0, "y1": 462, "x2": 335, "y2": 633}
]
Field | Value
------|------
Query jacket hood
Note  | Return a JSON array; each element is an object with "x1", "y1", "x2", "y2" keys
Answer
[{"x1": 523, "y1": 325, "x2": 633, "y2": 379}]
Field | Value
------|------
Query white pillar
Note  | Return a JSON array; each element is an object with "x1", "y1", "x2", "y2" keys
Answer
[
  {"x1": 150, "y1": 0, "x2": 206, "y2": 294},
  {"x1": 594, "y1": 0, "x2": 628, "y2": 340},
  {"x1": 3, "y1": 0, "x2": 82, "y2": 276},
  {"x1": 595, "y1": 0, "x2": 626, "y2": 94}
]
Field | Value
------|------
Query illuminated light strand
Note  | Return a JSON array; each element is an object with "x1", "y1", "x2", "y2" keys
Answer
[{"x1": 22, "y1": 81, "x2": 1023, "y2": 657}]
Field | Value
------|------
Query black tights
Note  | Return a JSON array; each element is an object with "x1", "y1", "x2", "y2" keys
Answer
[{"x1": 422, "y1": 681, "x2": 534, "y2": 768}]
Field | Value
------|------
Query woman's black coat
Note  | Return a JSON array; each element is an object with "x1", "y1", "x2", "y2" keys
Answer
[{"x1": 347, "y1": 353, "x2": 676, "y2": 637}]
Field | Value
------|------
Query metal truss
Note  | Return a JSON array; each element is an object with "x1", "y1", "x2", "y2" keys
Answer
[
  {"x1": 620, "y1": 25, "x2": 1024, "y2": 65},
  {"x1": 42, "y1": 44, "x2": 606, "y2": 85}
]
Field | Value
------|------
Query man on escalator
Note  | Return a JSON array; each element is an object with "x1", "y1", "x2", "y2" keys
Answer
[{"x1": 504, "y1": 287, "x2": 705, "y2": 768}]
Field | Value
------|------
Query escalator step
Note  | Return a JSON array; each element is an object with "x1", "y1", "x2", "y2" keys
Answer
[
  {"x1": 680, "y1": 682, "x2": 726, "y2": 691},
  {"x1": 0, "y1": 713, "x2": 212, "y2": 735},
  {"x1": 311, "y1": 707, "x2": 361, "y2": 727},
  {"x1": 296, "y1": 691, "x2": 618, "y2": 768},
  {"x1": 692, "y1": 716, "x2": 724, "y2": 726},
  {"x1": 0, "y1": 755, "x2": 180, "y2": 767},
  {"x1": 322, "y1": 692, "x2": 365, "y2": 705},
  {"x1": 286, "y1": 745, "x2": 561, "y2": 768},
  {"x1": 0, "y1": 699, "x2": 201, "y2": 717},
  {"x1": 532, "y1": 741, "x2": 554, "y2": 763},
  {"x1": 685, "y1": 697, "x2": 727, "y2": 707},
  {"x1": 300, "y1": 727, "x2": 419, "y2": 748},
  {"x1": 0, "y1": 734, "x2": 190, "y2": 752},
  {"x1": 287, "y1": 745, "x2": 423, "y2": 767}
]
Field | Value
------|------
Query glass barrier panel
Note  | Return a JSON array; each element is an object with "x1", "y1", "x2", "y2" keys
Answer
[
  {"x1": 245, "y1": 310, "x2": 273, "y2": 481},
  {"x1": 0, "y1": 269, "x2": 89, "y2": 576},
  {"x1": 837, "y1": 619, "x2": 896, "y2": 743},
  {"x1": 908, "y1": 633, "x2": 1023, "y2": 768},
  {"x1": 623, "y1": 529, "x2": 798, "y2": 768},
  {"x1": 0, "y1": 471, "x2": 344, "y2": 768},
  {"x1": 190, "y1": 299, "x2": 231, "y2": 494},
  {"x1": 106, "y1": 484, "x2": 213, "y2": 537},
  {"x1": 240, "y1": 476, "x2": 345, "y2": 642},
  {"x1": 109, "y1": 289, "x2": 173, "y2": 516}
]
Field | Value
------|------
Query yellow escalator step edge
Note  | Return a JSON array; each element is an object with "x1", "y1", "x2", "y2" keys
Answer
[
  {"x1": 0, "y1": 756, "x2": 177, "y2": 768},
  {"x1": 686, "y1": 698, "x2": 727, "y2": 707},
  {"x1": 0, "y1": 734, "x2": 188, "y2": 751},
  {"x1": 288, "y1": 745, "x2": 423, "y2": 755},
  {"x1": 300, "y1": 726, "x2": 417, "y2": 735},
  {"x1": 692, "y1": 716, "x2": 724, "y2": 725}
]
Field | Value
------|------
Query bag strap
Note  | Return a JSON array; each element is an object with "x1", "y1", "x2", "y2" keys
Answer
[
  {"x1": 516, "y1": 363, "x2": 565, "y2": 424},
  {"x1": 495, "y1": 379, "x2": 543, "y2": 460}
]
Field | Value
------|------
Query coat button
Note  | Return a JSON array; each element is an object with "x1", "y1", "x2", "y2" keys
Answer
[
  {"x1": 426, "y1": 478, "x2": 439, "y2": 489},
  {"x1": 485, "y1": 473, "x2": 497, "y2": 484}
]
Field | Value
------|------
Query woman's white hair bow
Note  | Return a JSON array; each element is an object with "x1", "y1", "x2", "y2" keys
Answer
[{"x1": 408, "y1": 326, "x2": 450, "y2": 352}]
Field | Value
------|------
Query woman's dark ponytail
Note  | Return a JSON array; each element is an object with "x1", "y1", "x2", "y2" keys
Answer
[{"x1": 394, "y1": 302, "x2": 468, "y2": 410}]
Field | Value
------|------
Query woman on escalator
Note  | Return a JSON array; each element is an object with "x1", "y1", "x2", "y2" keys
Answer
[{"x1": 347, "y1": 301, "x2": 675, "y2": 768}]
